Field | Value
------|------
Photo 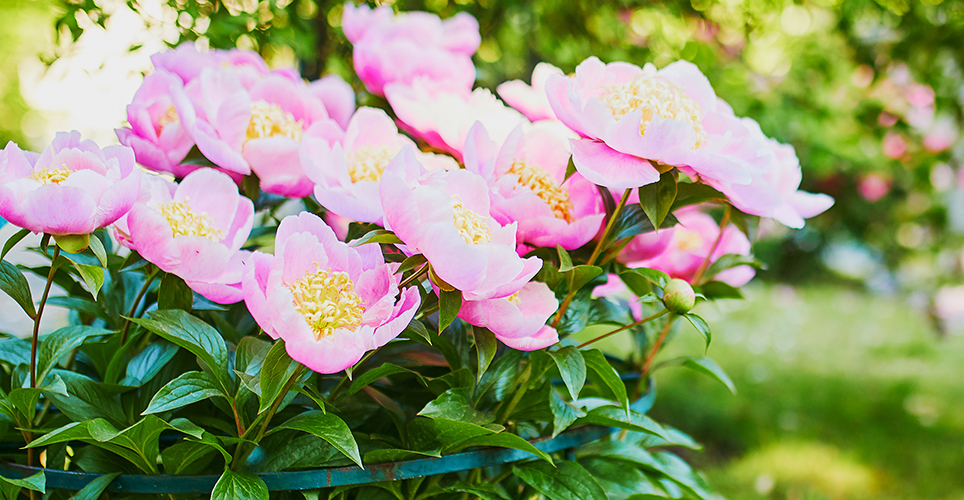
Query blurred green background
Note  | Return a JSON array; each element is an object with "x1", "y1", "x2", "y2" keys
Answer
[{"x1": 3, "y1": 0, "x2": 964, "y2": 498}]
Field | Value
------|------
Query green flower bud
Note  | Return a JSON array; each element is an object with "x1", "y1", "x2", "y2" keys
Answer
[
  {"x1": 54, "y1": 233, "x2": 90, "y2": 254},
  {"x1": 662, "y1": 278, "x2": 696, "y2": 314}
]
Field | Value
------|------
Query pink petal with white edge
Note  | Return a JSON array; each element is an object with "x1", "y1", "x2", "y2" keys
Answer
[
  {"x1": 570, "y1": 139, "x2": 659, "y2": 190},
  {"x1": 498, "y1": 325, "x2": 559, "y2": 351}
]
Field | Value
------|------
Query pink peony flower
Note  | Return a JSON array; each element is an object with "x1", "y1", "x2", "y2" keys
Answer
[
  {"x1": 701, "y1": 114, "x2": 833, "y2": 229},
  {"x1": 151, "y1": 42, "x2": 270, "y2": 88},
  {"x1": 0, "y1": 132, "x2": 141, "y2": 236},
  {"x1": 497, "y1": 63, "x2": 564, "y2": 122},
  {"x1": 635, "y1": 207, "x2": 754, "y2": 287},
  {"x1": 857, "y1": 173, "x2": 891, "y2": 203},
  {"x1": 309, "y1": 75, "x2": 356, "y2": 130},
  {"x1": 591, "y1": 274, "x2": 643, "y2": 321},
  {"x1": 385, "y1": 78, "x2": 528, "y2": 158},
  {"x1": 545, "y1": 57, "x2": 754, "y2": 191},
  {"x1": 302, "y1": 107, "x2": 456, "y2": 224},
  {"x1": 116, "y1": 168, "x2": 254, "y2": 303},
  {"x1": 380, "y1": 147, "x2": 542, "y2": 300},
  {"x1": 242, "y1": 212, "x2": 420, "y2": 374},
  {"x1": 882, "y1": 131, "x2": 908, "y2": 159},
  {"x1": 172, "y1": 69, "x2": 340, "y2": 196},
  {"x1": 463, "y1": 123, "x2": 604, "y2": 250},
  {"x1": 116, "y1": 70, "x2": 197, "y2": 177},
  {"x1": 342, "y1": 3, "x2": 480, "y2": 97},
  {"x1": 459, "y1": 281, "x2": 559, "y2": 350}
]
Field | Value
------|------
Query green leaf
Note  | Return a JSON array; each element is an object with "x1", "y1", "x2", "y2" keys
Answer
[
  {"x1": 161, "y1": 441, "x2": 220, "y2": 475},
  {"x1": 698, "y1": 280, "x2": 744, "y2": 300},
  {"x1": 395, "y1": 254, "x2": 427, "y2": 274},
  {"x1": 268, "y1": 411, "x2": 363, "y2": 468},
  {"x1": 638, "y1": 170, "x2": 678, "y2": 230},
  {"x1": 158, "y1": 273, "x2": 194, "y2": 310},
  {"x1": 604, "y1": 205, "x2": 677, "y2": 246},
  {"x1": 1, "y1": 228, "x2": 30, "y2": 260},
  {"x1": 682, "y1": 357, "x2": 735, "y2": 394},
  {"x1": 564, "y1": 155, "x2": 577, "y2": 182},
  {"x1": 671, "y1": 182, "x2": 724, "y2": 211},
  {"x1": 582, "y1": 349, "x2": 629, "y2": 416},
  {"x1": 550, "y1": 389, "x2": 582, "y2": 437},
  {"x1": 258, "y1": 341, "x2": 298, "y2": 414},
  {"x1": 37, "y1": 326, "x2": 111, "y2": 386},
  {"x1": 548, "y1": 346, "x2": 586, "y2": 401},
  {"x1": 0, "y1": 471, "x2": 45, "y2": 496},
  {"x1": 69, "y1": 472, "x2": 119, "y2": 500},
  {"x1": 130, "y1": 309, "x2": 229, "y2": 386},
  {"x1": 512, "y1": 461, "x2": 609, "y2": 500},
  {"x1": 407, "y1": 417, "x2": 500, "y2": 454},
  {"x1": 619, "y1": 267, "x2": 670, "y2": 293},
  {"x1": 87, "y1": 233, "x2": 108, "y2": 268},
  {"x1": 346, "y1": 362, "x2": 424, "y2": 397},
  {"x1": 458, "y1": 432, "x2": 553, "y2": 464},
  {"x1": 419, "y1": 388, "x2": 494, "y2": 426},
  {"x1": 556, "y1": 245, "x2": 603, "y2": 292},
  {"x1": 703, "y1": 253, "x2": 766, "y2": 281},
  {"x1": 64, "y1": 256, "x2": 105, "y2": 300},
  {"x1": 684, "y1": 313, "x2": 711, "y2": 349},
  {"x1": 577, "y1": 406, "x2": 667, "y2": 437},
  {"x1": 143, "y1": 371, "x2": 225, "y2": 414},
  {"x1": 474, "y1": 327, "x2": 497, "y2": 382},
  {"x1": 403, "y1": 319, "x2": 433, "y2": 345},
  {"x1": 212, "y1": 468, "x2": 269, "y2": 500},
  {"x1": 438, "y1": 289, "x2": 462, "y2": 333},
  {"x1": 349, "y1": 229, "x2": 403, "y2": 247},
  {"x1": 0, "y1": 260, "x2": 35, "y2": 318},
  {"x1": 120, "y1": 342, "x2": 179, "y2": 387},
  {"x1": 45, "y1": 371, "x2": 126, "y2": 424}
]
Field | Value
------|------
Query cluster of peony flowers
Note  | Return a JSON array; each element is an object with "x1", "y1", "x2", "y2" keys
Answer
[{"x1": 0, "y1": 3, "x2": 833, "y2": 375}]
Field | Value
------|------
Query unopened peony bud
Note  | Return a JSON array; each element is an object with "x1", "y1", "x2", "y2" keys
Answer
[
  {"x1": 54, "y1": 233, "x2": 90, "y2": 254},
  {"x1": 662, "y1": 278, "x2": 696, "y2": 314}
]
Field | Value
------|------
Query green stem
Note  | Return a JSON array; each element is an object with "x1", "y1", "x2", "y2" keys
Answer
[
  {"x1": 576, "y1": 309, "x2": 669, "y2": 349},
  {"x1": 551, "y1": 188, "x2": 632, "y2": 329},
  {"x1": 30, "y1": 245, "x2": 60, "y2": 389},
  {"x1": 497, "y1": 365, "x2": 533, "y2": 424},
  {"x1": 233, "y1": 364, "x2": 307, "y2": 468},
  {"x1": 691, "y1": 205, "x2": 731, "y2": 285},
  {"x1": 641, "y1": 315, "x2": 676, "y2": 377},
  {"x1": 329, "y1": 350, "x2": 377, "y2": 401},
  {"x1": 399, "y1": 263, "x2": 430, "y2": 288},
  {"x1": 119, "y1": 268, "x2": 158, "y2": 345}
]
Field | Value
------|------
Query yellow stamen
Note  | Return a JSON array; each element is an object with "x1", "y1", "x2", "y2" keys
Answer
[
  {"x1": 157, "y1": 105, "x2": 179, "y2": 131},
  {"x1": 246, "y1": 100, "x2": 304, "y2": 142},
  {"x1": 506, "y1": 159, "x2": 575, "y2": 222},
  {"x1": 289, "y1": 268, "x2": 366, "y2": 340},
  {"x1": 452, "y1": 200, "x2": 492, "y2": 245},
  {"x1": 599, "y1": 74, "x2": 706, "y2": 149},
  {"x1": 30, "y1": 166, "x2": 71, "y2": 185},
  {"x1": 506, "y1": 292, "x2": 522, "y2": 306},
  {"x1": 347, "y1": 146, "x2": 394, "y2": 183},
  {"x1": 674, "y1": 227, "x2": 704, "y2": 252},
  {"x1": 156, "y1": 198, "x2": 224, "y2": 241}
]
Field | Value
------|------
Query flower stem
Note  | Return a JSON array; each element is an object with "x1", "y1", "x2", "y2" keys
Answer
[
  {"x1": 550, "y1": 188, "x2": 633, "y2": 329},
  {"x1": 576, "y1": 308, "x2": 668, "y2": 349},
  {"x1": 119, "y1": 268, "x2": 158, "y2": 345},
  {"x1": 399, "y1": 263, "x2": 429, "y2": 288},
  {"x1": 691, "y1": 205, "x2": 731, "y2": 285},
  {"x1": 641, "y1": 315, "x2": 676, "y2": 377},
  {"x1": 233, "y1": 364, "x2": 307, "y2": 468},
  {"x1": 30, "y1": 245, "x2": 60, "y2": 389}
]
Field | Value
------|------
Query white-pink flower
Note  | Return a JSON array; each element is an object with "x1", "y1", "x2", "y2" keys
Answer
[{"x1": 497, "y1": 63, "x2": 564, "y2": 122}]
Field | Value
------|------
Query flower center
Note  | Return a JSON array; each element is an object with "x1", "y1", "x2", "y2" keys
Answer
[
  {"x1": 347, "y1": 146, "x2": 394, "y2": 183},
  {"x1": 30, "y1": 166, "x2": 71, "y2": 185},
  {"x1": 156, "y1": 198, "x2": 224, "y2": 241},
  {"x1": 246, "y1": 100, "x2": 304, "y2": 142},
  {"x1": 674, "y1": 227, "x2": 704, "y2": 252},
  {"x1": 506, "y1": 292, "x2": 522, "y2": 306},
  {"x1": 156, "y1": 105, "x2": 179, "y2": 133},
  {"x1": 599, "y1": 75, "x2": 706, "y2": 149},
  {"x1": 506, "y1": 159, "x2": 575, "y2": 222},
  {"x1": 288, "y1": 268, "x2": 366, "y2": 340},
  {"x1": 452, "y1": 200, "x2": 492, "y2": 245}
]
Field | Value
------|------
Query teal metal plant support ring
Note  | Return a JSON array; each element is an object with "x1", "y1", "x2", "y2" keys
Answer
[{"x1": 0, "y1": 425, "x2": 614, "y2": 494}]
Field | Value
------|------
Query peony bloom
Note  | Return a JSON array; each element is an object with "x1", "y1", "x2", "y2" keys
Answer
[
  {"x1": 0, "y1": 132, "x2": 140, "y2": 236},
  {"x1": 381, "y1": 147, "x2": 542, "y2": 300},
  {"x1": 591, "y1": 274, "x2": 643, "y2": 321},
  {"x1": 302, "y1": 107, "x2": 456, "y2": 225},
  {"x1": 385, "y1": 78, "x2": 528, "y2": 158},
  {"x1": 700, "y1": 114, "x2": 834, "y2": 229},
  {"x1": 309, "y1": 75, "x2": 356, "y2": 130},
  {"x1": 116, "y1": 168, "x2": 254, "y2": 303},
  {"x1": 151, "y1": 42, "x2": 270, "y2": 89},
  {"x1": 497, "y1": 62, "x2": 564, "y2": 122},
  {"x1": 634, "y1": 207, "x2": 754, "y2": 287},
  {"x1": 342, "y1": 3, "x2": 480, "y2": 97},
  {"x1": 545, "y1": 57, "x2": 754, "y2": 191},
  {"x1": 463, "y1": 123, "x2": 604, "y2": 250},
  {"x1": 116, "y1": 70, "x2": 196, "y2": 177},
  {"x1": 173, "y1": 69, "x2": 340, "y2": 196},
  {"x1": 459, "y1": 281, "x2": 559, "y2": 350},
  {"x1": 242, "y1": 212, "x2": 420, "y2": 374}
]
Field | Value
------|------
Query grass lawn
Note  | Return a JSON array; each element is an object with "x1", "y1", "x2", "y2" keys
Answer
[{"x1": 644, "y1": 283, "x2": 964, "y2": 500}]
